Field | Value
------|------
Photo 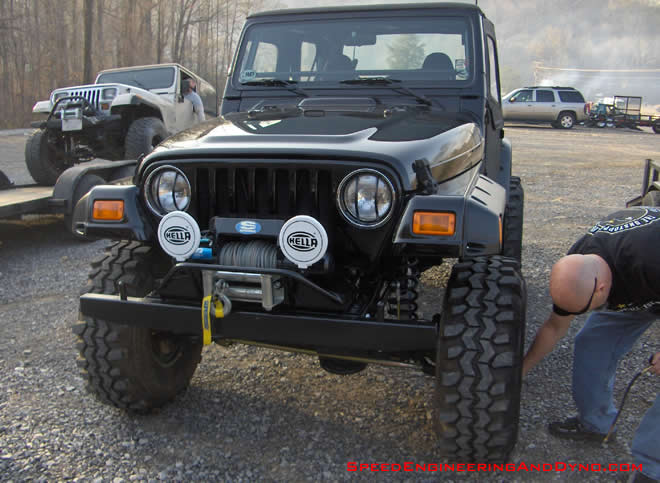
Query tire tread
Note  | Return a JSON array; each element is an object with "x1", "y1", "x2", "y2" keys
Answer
[
  {"x1": 73, "y1": 241, "x2": 201, "y2": 413},
  {"x1": 435, "y1": 255, "x2": 526, "y2": 462}
]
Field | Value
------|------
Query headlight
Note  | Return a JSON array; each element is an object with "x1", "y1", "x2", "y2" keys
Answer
[
  {"x1": 337, "y1": 169, "x2": 395, "y2": 228},
  {"x1": 145, "y1": 166, "x2": 191, "y2": 216},
  {"x1": 102, "y1": 87, "x2": 117, "y2": 100},
  {"x1": 53, "y1": 92, "x2": 68, "y2": 102}
]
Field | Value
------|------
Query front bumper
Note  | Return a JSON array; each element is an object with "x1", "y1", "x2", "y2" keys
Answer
[
  {"x1": 31, "y1": 113, "x2": 122, "y2": 131},
  {"x1": 79, "y1": 292, "x2": 437, "y2": 353}
]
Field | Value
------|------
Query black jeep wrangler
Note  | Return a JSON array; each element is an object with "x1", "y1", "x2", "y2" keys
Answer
[{"x1": 73, "y1": 3, "x2": 526, "y2": 462}]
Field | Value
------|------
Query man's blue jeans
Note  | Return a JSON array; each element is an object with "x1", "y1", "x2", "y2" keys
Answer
[{"x1": 573, "y1": 310, "x2": 658, "y2": 479}]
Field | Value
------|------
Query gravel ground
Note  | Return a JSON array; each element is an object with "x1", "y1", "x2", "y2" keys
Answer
[{"x1": 0, "y1": 125, "x2": 659, "y2": 482}]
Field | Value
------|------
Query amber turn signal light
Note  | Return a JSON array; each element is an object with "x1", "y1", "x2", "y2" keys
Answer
[
  {"x1": 412, "y1": 211, "x2": 456, "y2": 236},
  {"x1": 93, "y1": 200, "x2": 124, "y2": 221}
]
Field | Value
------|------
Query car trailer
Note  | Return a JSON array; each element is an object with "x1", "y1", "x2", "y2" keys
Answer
[
  {"x1": 588, "y1": 96, "x2": 660, "y2": 133},
  {"x1": 627, "y1": 159, "x2": 660, "y2": 207},
  {"x1": 0, "y1": 160, "x2": 136, "y2": 235}
]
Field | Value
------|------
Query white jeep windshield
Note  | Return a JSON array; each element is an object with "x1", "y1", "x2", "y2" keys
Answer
[
  {"x1": 96, "y1": 67, "x2": 176, "y2": 90},
  {"x1": 235, "y1": 17, "x2": 472, "y2": 85}
]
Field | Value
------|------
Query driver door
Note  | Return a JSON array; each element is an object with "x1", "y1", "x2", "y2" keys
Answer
[
  {"x1": 174, "y1": 72, "x2": 196, "y2": 132},
  {"x1": 174, "y1": 97, "x2": 195, "y2": 133},
  {"x1": 504, "y1": 89, "x2": 534, "y2": 120}
]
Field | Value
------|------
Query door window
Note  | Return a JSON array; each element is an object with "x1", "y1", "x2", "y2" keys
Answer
[
  {"x1": 486, "y1": 36, "x2": 500, "y2": 102},
  {"x1": 510, "y1": 90, "x2": 533, "y2": 102},
  {"x1": 535, "y1": 90, "x2": 554, "y2": 102}
]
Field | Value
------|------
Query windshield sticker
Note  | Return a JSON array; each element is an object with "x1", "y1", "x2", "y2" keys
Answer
[
  {"x1": 258, "y1": 120, "x2": 281, "y2": 128},
  {"x1": 240, "y1": 70, "x2": 257, "y2": 82}
]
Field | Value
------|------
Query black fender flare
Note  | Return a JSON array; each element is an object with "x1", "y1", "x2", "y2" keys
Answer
[
  {"x1": 495, "y1": 136, "x2": 512, "y2": 196},
  {"x1": 72, "y1": 184, "x2": 155, "y2": 241}
]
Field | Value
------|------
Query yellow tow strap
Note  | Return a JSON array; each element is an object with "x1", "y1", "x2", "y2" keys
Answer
[{"x1": 201, "y1": 295, "x2": 224, "y2": 346}]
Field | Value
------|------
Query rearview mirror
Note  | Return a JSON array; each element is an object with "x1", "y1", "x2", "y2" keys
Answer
[{"x1": 344, "y1": 32, "x2": 377, "y2": 46}]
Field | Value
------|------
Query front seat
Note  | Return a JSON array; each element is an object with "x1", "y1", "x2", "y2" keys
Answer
[
  {"x1": 322, "y1": 54, "x2": 355, "y2": 80},
  {"x1": 421, "y1": 52, "x2": 455, "y2": 80}
]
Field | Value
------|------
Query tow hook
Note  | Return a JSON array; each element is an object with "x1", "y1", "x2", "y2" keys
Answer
[{"x1": 212, "y1": 279, "x2": 233, "y2": 317}]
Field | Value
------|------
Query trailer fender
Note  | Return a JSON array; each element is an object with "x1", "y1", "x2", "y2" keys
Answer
[{"x1": 49, "y1": 160, "x2": 137, "y2": 216}]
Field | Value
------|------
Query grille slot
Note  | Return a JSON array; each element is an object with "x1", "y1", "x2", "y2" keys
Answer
[
  {"x1": 69, "y1": 88, "x2": 101, "y2": 110},
  {"x1": 194, "y1": 166, "x2": 334, "y2": 226}
]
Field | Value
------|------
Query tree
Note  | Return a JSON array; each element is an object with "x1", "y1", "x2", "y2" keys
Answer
[
  {"x1": 387, "y1": 35, "x2": 425, "y2": 70},
  {"x1": 83, "y1": 0, "x2": 95, "y2": 83}
]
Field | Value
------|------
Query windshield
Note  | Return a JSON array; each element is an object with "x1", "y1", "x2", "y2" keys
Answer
[
  {"x1": 96, "y1": 67, "x2": 176, "y2": 89},
  {"x1": 234, "y1": 17, "x2": 472, "y2": 86}
]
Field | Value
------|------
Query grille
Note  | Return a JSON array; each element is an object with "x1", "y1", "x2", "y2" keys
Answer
[
  {"x1": 193, "y1": 166, "x2": 336, "y2": 228},
  {"x1": 68, "y1": 88, "x2": 101, "y2": 110}
]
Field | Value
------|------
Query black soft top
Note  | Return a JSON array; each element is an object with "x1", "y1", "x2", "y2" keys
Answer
[{"x1": 249, "y1": 3, "x2": 482, "y2": 19}]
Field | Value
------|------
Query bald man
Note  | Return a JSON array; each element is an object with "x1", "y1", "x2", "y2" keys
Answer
[{"x1": 522, "y1": 206, "x2": 660, "y2": 482}]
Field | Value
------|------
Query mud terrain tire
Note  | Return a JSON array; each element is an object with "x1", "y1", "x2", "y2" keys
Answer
[
  {"x1": 25, "y1": 129, "x2": 65, "y2": 185},
  {"x1": 73, "y1": 241, "x2": 202, "y2": 412},
  {"x1": 502, "y1": 176, "x2": 524, "y2": 262},
  {"x1": 124, "y1": 117, "x2": 168, "y2": 160},
  {"x1": 434, "y1": 255, "x2": 526, "y2": 462}
]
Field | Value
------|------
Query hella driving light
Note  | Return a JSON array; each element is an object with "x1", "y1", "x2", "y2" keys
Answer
[
  {"x1": 101, "y1": 87, "x2": 118, "y2": 100},
  {"x1": 145, "y1": 166, "x2": 191, "y2": 216},
  {"x1": 338, "y1": 169, "x2": 394, "y2": 228}
]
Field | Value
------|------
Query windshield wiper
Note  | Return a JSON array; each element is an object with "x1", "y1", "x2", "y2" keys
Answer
[
  {"x1": 340, "y1": 77, "x2": 433, "y2": 107},
  {"x1": 240, "y1": 78, "x2": 308, "y2": 97},
  {"x1": 131, "y1": 77, "x2": 147, "y2": 89}
]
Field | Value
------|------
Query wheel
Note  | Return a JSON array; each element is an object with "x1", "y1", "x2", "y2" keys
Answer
[
  {"x1": 65, "y1": 173, "x2": 105, "y2": 240},
  {"x1": 124, "y1": 117, "x2": 168, "y2": 159},
  {"x1": 502, "y1": 176, "x2": 524, "y2": 263},
  {"x1": 25, "y1": 129, "x2": 66, "y2": 185},
  {"x1": 641, "y1": 190, "x2": 660, "y2": 207},
  {"x1": 557, "y1": 112, "x2": 576, "y2": 129},
  {"x1": 596, "y1": 121, "x2": 606, "y2": 128},
  {"x1": 653, "y1": 122, "x2": 660, "y2": 134},
  {"x1": 73, "y1": 241, "x2": 203, "y2": 412},
  {"x1": 434, "y1": 256, "x2": 526, "y2": 463}
]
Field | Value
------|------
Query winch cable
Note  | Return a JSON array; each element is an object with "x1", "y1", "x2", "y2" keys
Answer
[
  {"x1": 218, "y1": 240, "x2": 278, "y2": 268},
  {"x1": 603, "y1": 355, "x2": 655, "y2": 444}
]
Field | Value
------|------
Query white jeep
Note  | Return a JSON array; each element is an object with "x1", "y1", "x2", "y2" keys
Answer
[{"x1": 27, "y1": 63, "x2": 216, "y2": 185}]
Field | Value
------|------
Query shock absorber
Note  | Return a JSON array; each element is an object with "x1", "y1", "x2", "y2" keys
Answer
[{"x1": 385, "y1": 258, "x2": 420, "y2": 320}]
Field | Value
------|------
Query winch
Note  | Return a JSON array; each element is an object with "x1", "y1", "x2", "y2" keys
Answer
[{"x1": 202, "y1": 269, "x2": 285, "y2": 317}]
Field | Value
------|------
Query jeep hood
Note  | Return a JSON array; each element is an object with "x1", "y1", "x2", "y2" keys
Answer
[{"x1": 149, "y1": 109, "x2": 484, "y2": 191}]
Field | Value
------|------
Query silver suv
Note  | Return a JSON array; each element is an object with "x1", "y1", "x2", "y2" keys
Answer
[{"x1": 502, "y1": 86, "x2": 587, "y2": 129}]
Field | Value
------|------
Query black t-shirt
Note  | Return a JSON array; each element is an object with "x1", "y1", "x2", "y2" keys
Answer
[{"x1": 568, "y1": 207, "x2": 660, "y2": 311}]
